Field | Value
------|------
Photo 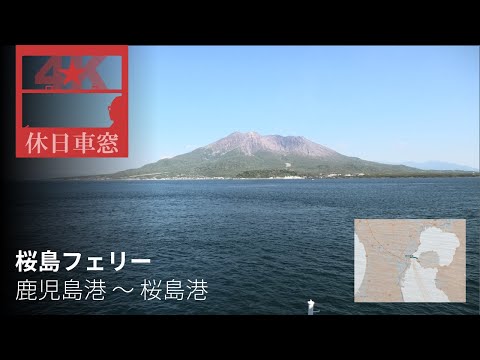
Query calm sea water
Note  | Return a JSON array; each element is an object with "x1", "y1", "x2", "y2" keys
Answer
[{"x1": 9, "y1": 178, "x2": 480, "y2": 314}]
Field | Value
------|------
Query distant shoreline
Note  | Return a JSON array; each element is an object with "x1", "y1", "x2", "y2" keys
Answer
[{"x1": 51, "y1": 173, "x2": 480, "y2": 181}]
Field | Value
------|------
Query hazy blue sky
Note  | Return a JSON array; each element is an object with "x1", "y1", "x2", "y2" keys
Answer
[{"x1": 26, "y1": 46, "x2": 479, "y2": 178}]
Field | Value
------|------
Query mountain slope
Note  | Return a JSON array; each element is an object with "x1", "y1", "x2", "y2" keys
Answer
[{"x1": 110, "y1": 132, "x2": 424, "y2": 179}]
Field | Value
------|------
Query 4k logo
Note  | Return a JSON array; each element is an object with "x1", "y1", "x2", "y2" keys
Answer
[
  {"x1": 35, "y1": 56, "x2": 108, "y2": 89},
  {"x1": 16, "y1": 45, "x2": 128, "y2": 158}
]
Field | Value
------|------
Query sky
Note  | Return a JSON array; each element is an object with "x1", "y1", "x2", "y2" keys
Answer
[{"x1": 22, "y1": 46, "x2": 479, "y2": 178}]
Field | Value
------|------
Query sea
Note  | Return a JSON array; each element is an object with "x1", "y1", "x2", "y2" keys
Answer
[{"x1": 8, "y1": 177, "x2": 480, "y2": 315}]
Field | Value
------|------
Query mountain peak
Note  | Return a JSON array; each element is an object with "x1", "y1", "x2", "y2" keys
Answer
[
  {"x1": 205, "y1": 131, "x2": 339, "y2": 157},
  {"x1": 228, "y1": 131, "x2": 260, "y2": 138}
]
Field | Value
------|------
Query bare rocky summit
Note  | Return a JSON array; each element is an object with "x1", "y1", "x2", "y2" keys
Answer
[{"x1": 205, "y1": 131, "x2": 338, "y2": 157}]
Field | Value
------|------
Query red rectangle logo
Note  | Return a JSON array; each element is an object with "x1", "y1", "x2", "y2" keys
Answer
[{"x1": 16, "y1": 45, "x2": 128, "y2": 158}]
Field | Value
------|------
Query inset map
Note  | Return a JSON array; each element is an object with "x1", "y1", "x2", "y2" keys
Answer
[{"x1": 354, "y1": 219, "x2": 465, "y2": 302}]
